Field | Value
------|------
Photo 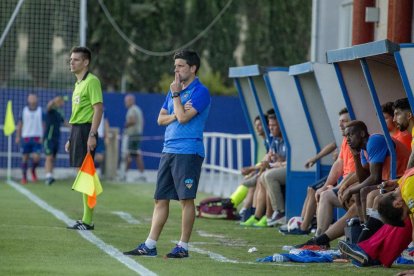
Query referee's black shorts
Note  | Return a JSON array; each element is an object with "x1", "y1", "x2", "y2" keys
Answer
[{"x1": 69, "y1": 123, "x2": 96, "y2": 167}]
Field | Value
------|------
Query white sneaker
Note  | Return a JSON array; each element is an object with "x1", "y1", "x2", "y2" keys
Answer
[
  {"x1": 279, "y1": 223, "x2": 289, "y2": 231},
  {"x1": 267, "y1": 211, "x2": 286, "y2": 226}
]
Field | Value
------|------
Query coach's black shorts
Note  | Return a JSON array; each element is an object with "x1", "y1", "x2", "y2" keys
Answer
[
  {"x1": 69, "y1": 123, "x2": 96, "y2": 167},
  {"x1": 154, "y1": 153, "x2": 204, "y2": 200}
]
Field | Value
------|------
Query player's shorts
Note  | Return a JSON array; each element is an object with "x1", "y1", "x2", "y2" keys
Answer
[
  {"x1": 44, "y1": 138, "x2": 59, "y2": 157},
  {"x1": 241, "y1": 173, "x2": 258, "y2": 188},
  {"x1": 127, "y1": 134, "x2": 141, "y2": 155},
  {"x1": 309, "y1": 175, "x2": 328, "y2": 191},
  {"x1": 69, "y1": 123, "x2": 96, "y2": 167},
  {"x1": 21, "y1": 137, "x2": 42, "y2": 154},
  {"x1": 154, "y1": 153, "x2": 204, "y2": 200},
  {"x1": 95, "y1": 137, "x2": 105, "y2": 154}
]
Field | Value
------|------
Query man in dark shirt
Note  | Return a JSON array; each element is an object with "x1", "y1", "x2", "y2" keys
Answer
[{"x1": 44, "y1": 96, "x2": 65, "y2": 185}]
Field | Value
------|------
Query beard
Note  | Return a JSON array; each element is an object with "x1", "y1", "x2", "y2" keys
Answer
[{"x1": 397, "y1": 123, "x2": 408, "y2": 132}]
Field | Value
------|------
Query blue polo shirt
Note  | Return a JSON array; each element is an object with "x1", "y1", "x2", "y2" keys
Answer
[
  {"x1": 360, "y1": 134, "x2": 388, "y2": 165},
  {"x1": 270, "y1": 137, "x2": 286, "y2": 160},
  {"x1": 161, "y1": 77, "x2": 211, "y2": 157}
]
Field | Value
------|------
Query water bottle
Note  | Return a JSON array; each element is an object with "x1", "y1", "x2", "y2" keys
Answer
[
  {"x1": 256, "y1": 253, "x2": 287, "y2": 262},
  {"x1": 272, "y1": 254, "x2": 286, "y2": 262}
]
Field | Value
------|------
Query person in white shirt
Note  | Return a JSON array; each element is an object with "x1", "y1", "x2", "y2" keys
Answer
[{"x1": 15, "y1": 93, "x2": 44, "y2": 184}]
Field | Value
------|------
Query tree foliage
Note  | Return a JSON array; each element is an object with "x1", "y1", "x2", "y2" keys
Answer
[
  {"x1": 87, "y1": 0, "x2": 134, "y2": 91},
  {"x1": 0, "y1": 0, "x2": 311, "y2": 92},
  {"x1": 125, "y1": 0, "x2": 187, "y2": 92},
  {"x1": 242, "y1": 0, "x2": 312, "y2": 66},
  {"x1": 86, "y1": 0, "x2": 311, "y2": 94},
  {"x1": 25, "y1": 0, "x2": 55, "y2": 88}
]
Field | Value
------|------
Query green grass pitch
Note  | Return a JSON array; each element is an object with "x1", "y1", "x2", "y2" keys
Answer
[{"x1": 0, "y1": 179, "x2": 410, "y2": 275}]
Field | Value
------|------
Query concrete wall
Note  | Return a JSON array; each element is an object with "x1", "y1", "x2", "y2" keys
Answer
[{"x1": 312, "y1": 0, "x2": 350, "y2": 63}]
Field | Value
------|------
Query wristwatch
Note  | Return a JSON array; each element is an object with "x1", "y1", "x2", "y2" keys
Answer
[
  {"x1": 172, "y1": 92, "x2": 180, "y2": 98},
  {"x1": 89, "y1": 131, "x2": 97, "y2": 137}
]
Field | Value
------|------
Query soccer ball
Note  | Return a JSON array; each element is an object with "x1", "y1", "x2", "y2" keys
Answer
[{"x1": 287, "y1": 216, "x2": 303, "y2": 232}]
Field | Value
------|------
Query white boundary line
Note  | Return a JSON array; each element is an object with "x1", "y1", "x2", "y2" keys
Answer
[
  {"x1": 111, "y1": 211, "x2": 141, "y2": 224},
  {"x1": 172, "y1": 239, "x2": 301, "y2": 267},
  {"x1": 6, "y1": 180, "x2": 156, "y2": 276}
]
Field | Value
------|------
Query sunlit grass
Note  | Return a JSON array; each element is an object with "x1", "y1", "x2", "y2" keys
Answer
[{"x1": 0, "y1": 179, "x2": 410, "y2": 275}]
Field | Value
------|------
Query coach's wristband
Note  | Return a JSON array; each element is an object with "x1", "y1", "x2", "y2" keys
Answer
[{"x1": 172, "y1": 92, "x2": 180, "y2": 98}]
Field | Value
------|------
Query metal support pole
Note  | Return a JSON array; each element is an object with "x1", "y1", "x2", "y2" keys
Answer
[
  {"x1": 7, "y1": 135, "x2": 12, "y2": 181},
  {"x1": 0, "y1": 0, "x2": 25, "y2": 49},
  {"x1": 80, "y1": 0, "x2": 87, "y2": 46}
]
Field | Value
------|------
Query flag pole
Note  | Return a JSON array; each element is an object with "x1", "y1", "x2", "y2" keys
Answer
[{"x1": 7, "y1": 135, "x2": 12, "y2": 181}]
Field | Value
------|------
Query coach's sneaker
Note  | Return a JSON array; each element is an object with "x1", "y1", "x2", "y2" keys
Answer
[
  {"x1": 67, "y1": 220, "x2": 94, "y2": 230},
  {"x1": 123, "y1": 243, "x2": 157, "y2": 257},
  {"x1": 166, "y1": 245, "x2": 189, "y2": 258},
  {"x1": 240, "y1": 215, "x2": 258, "y2": 226}
]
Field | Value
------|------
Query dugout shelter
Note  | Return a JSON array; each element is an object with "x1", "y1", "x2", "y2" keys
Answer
[{"x1": 326, "y1": 39, "x2": 414, "y2": 179}]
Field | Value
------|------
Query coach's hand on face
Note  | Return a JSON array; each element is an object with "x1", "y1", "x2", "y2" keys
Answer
[{"x1": 170, "y1": 72, "x2": 183, "y2": 93}]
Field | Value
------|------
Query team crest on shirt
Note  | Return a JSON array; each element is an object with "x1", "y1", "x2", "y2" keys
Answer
[
  {"x1": 184, "y1": 178, "x2": 194, "y2": 189},
  {"x1": 183, "y1": 92, "x2": 190, "y2": 99},
  {"x1": 74, "y1": 95, "x2": 80, "y2": 104}
]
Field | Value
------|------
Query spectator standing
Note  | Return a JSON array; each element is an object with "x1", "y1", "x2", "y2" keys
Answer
[
  {"x1": 44, "y1": 95, "x2": 65, "y2": 185},
  {"x1": 123, "y1": 94, "x2": 145, "y2": 181},
  {"x1": 15, "y1": 93, "x2": 43, "y2": 184}
]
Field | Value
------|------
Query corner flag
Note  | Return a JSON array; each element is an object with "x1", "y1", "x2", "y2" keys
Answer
[
  {"x1": 72, "y1": 153, "x2": 103, "y2": 208},
  {"x1": 4, "y1": 100, "x2": 16, "y2": 136}
]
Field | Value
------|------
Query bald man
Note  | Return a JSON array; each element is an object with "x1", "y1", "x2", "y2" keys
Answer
[{"x1": 123, "y1": 94, "x2": 145, "y2": 181}]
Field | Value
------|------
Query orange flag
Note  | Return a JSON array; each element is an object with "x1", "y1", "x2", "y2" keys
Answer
[{"x1": 72, "y1": 152, "x2": 103, "y2": 208}]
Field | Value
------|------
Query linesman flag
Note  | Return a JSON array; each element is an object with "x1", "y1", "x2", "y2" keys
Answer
[
  {"x1": 4, "y1": 100, "x2": 16, "y2": 136},
  {"x1": 72, "y1": 152, "x2": 103, "y2": 208}
]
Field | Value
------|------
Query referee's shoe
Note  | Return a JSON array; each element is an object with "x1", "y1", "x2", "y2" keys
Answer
[{"x1": 67, "y1": 220, "x2": 94, "y2": 230}]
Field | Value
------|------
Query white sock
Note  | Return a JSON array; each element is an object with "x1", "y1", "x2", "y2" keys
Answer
[
  {"x1": 239, "y1": 207, "x2": 247, "y2": 215},
  {"x1": 145, "y1": 238, "x2": 157, "y2": 249},
  {"x1": 46, "y1": 173, "x2": 52, "y2": 178},
  {"x1": 178, "y1": 241, "x2": 188, "y2": 250},
  {"x1": 369, "y1": 210, "x2": 382, "y2": 221}
]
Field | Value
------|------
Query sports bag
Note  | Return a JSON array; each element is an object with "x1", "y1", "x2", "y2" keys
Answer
[{"x1": 196, "y1": 197, "x2": 238, "y2": 220}]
